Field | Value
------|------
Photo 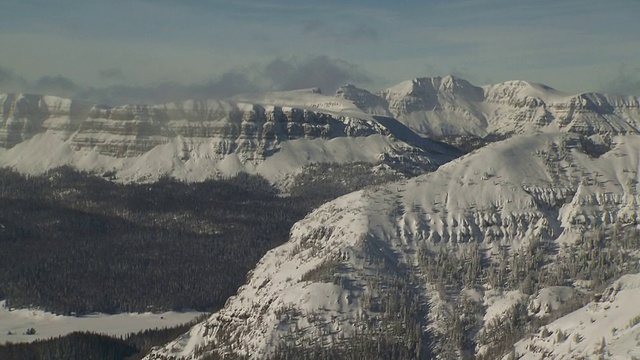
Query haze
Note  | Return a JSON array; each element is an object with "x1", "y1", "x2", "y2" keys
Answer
[{"x1": 1, "y1": 0, "x2": 639, "y2": 104}]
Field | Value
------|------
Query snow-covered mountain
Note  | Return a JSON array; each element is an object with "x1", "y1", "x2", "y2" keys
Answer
[
  {"x1": 147, "y1": 132, "x2": 640, "y2": 359},
  {"x1": 512, "y1": 273, "x2": 640, "y2": 359},
  {"x1": 2, "y1": 77, "x2": 639, "y2": 184},
  {"x1": 4, "y1": 78, "x2": 640, "y2": 359},
  {"x1": 344, "y1": 75, "x2": 640, "y2": 138},
  {"x1": 0, "y1": 91, "x2": 456, "y2": 184}
]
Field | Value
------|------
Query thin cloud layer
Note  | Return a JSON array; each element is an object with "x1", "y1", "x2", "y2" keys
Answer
[
  {"x1": 302, "y1": 21, "x2": 379, "y2": 43},
  {"x1": 0, "y1": 56, "x2": 373, "y2": 105},
  {"x1": 601, "y1": 65, "x2": 640, "y2": 96},
  {"x1": 0, "y1": 66, "x2": 28, "y2": 93},
  {"x1": 98, "y1": 68, "x2": 125, "y2": 81},
  {"x1": 261, "y1": 56, "x2": 372, "y2": 92}
]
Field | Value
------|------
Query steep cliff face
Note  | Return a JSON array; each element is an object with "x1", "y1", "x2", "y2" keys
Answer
[
  {"x1": 0, "y1": 94, "x2": 92, "y2": 147},
  {"x1": 482, "y1": 81, "x2": 640, "y2": 136},
  {"x1": 69, "y1": 100, "x2": 391, "y2": 158},
  {"x1": 146, "y1": 132, "x2": 640, "y2": 359},
  {"x1": 0, "y1": 93, "x2": 393, "y2": 156},
  {"x1": 0, "y1": 92, "x2": 456, "y2": 183}
]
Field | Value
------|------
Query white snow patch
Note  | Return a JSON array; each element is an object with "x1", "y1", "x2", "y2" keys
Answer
[
  {"x1": 0, "y1": 301, "x2": 204, "y2": 344},
  {"x1": 513, "y1": 274, "x2": 640, "y2": 359},
  {"x1": 483, "y1": 290, "x2": 527, "y2": 323}
]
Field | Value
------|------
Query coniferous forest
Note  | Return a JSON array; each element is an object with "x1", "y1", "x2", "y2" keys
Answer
[
  {"x1": 0, "y1": 165, "x2": 375, "y2": 315},
  {"x1": 0, "y1": 317, "x2": 204, "y2": 360},
  {"x1": 0, "y1": 163, "x2": 402, "y2": 359},
  {"x1": 0, "y1": 166, "x2": 301, "y2": 314},
  {"x1": 4, "y1": 162, "x2": 638, "y2": 360}
]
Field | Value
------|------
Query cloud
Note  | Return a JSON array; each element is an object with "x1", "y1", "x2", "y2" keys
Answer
[
  {"x1": 98, "y1": 68, "x2": 125, "y2": 81},
  {"x1": 0, "y1": 56, "x2": 373, "y2": 105},
  {"x1": 79, "y1": 56, "x2": 371, "y2": 104},
  {"x1": 0, "y1": 66, "x2": 28, "y2": 93},
  {"x1": 32, "y1": 75, "x2": 79, "y2": 97},
  {"x1": 601, "y1": 64, "x2": 640, "y2": 96},
  {"x1": 301, "y1": 21, "x2": 379, "y2": 43},
  {"x1": 261, "y1": 56, "x2": 372, "y2": 92}
]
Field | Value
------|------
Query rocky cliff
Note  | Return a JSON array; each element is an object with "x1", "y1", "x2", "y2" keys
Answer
[
  {"x1": 2, "y1": 76, "x2": 639, "y2": 184},
  {"x1": 0, "y1": 91, "x2": 456, "y2": 183}
]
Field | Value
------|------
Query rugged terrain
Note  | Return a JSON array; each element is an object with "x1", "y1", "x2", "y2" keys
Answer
[
  {"x1": 2, "y1": 76, "x2": 640, "y2": 359},
  {"x1": 148, "y1": 132, "x2": 640, "y2": 359},
  {"x1": 0, "y1": 89, "x2": 456, "y2": 185},
  {"x1": 2, "y1": 76, "x2": 639, "y2": 185},
  {"x1": 343, "y1": 75, "x2": 640, "y2": 139}
]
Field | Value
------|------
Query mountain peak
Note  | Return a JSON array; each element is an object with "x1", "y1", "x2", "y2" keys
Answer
[
  {"x1": 334, "y1": 83, "x2": 390, "y2": 115},
  {"x1": 483, "y1": 79, "x2": 568, "y2": 102}
]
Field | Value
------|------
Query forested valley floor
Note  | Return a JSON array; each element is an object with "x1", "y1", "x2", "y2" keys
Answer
[{"x1": 0, "y1": 163, "x2": 399, "y2": 359}]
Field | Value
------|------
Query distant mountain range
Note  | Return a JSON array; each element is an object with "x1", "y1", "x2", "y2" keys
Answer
[
  {"x1": 339, "y1": 75, "x2": 640, "y2": 138},
  {"x1": 1, "y1": 76, "x2": 639, "y2": 185}
]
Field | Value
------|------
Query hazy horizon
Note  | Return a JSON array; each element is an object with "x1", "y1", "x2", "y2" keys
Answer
[{"x1": 1, "y1": 0, "x2": 639, "y2": 104}]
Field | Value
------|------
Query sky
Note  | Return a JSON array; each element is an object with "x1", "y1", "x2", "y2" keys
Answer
[{"x1": 1, "y1": 0, "x2": 639, "y2": 104}]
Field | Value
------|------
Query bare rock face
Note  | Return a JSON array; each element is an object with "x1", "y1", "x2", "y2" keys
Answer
[
  {"x1": 0, "y1": 95, "x2": 390, "y2": 159},
  {"x1": 70, "y1": 104, "x2": 171, "y2": 157}
]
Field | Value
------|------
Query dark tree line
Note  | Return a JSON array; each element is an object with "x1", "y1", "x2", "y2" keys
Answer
[
  {"x1": 287, "y1": 162, "x2": 402, "y2": 206},
  {"x1": 0, "y1": 166, "x2": 358, "y2": 314},
  {"x1": 0, "y1": 317, "x2": 203, "y2": 360},
  {"x1": 0, "y1": 163, "x2": 407, "y2": 359},
  {"x1": 0, "y1": 332, "x2": 136, "y2": 360}
]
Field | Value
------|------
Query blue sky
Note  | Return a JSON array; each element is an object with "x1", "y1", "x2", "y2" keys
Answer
[{"x1": 1, "y1": 0, "x2": 639, "y2": 102}]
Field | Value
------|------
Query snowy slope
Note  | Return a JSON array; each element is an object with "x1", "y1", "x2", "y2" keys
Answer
[
  {"x1": 2, "y1": 77, "x2": 639, "y2": 184},
  {"x1": 380, "y1": 76, "x2": 640, "y2": 138},
  {"x1": 511, "y1": 274, "x2": 640, "y2": 359},
  {"x1": 147, "y1": 132, "x2": 640, "y2": 359}
]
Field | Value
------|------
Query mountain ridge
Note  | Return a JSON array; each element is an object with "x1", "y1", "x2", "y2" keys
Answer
[
  {"x1": 147, "y1": 131, "x2": 640, "y2": 359},
  {"x1": 3, "y1": 76, "x2": 640, "y2": 359},
  {"x1": 0, "y1": 92, "x2": 456, "y2": 184},
  {"x1": 2, "y1": 76, "x2": 639, "y2": 185}
]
